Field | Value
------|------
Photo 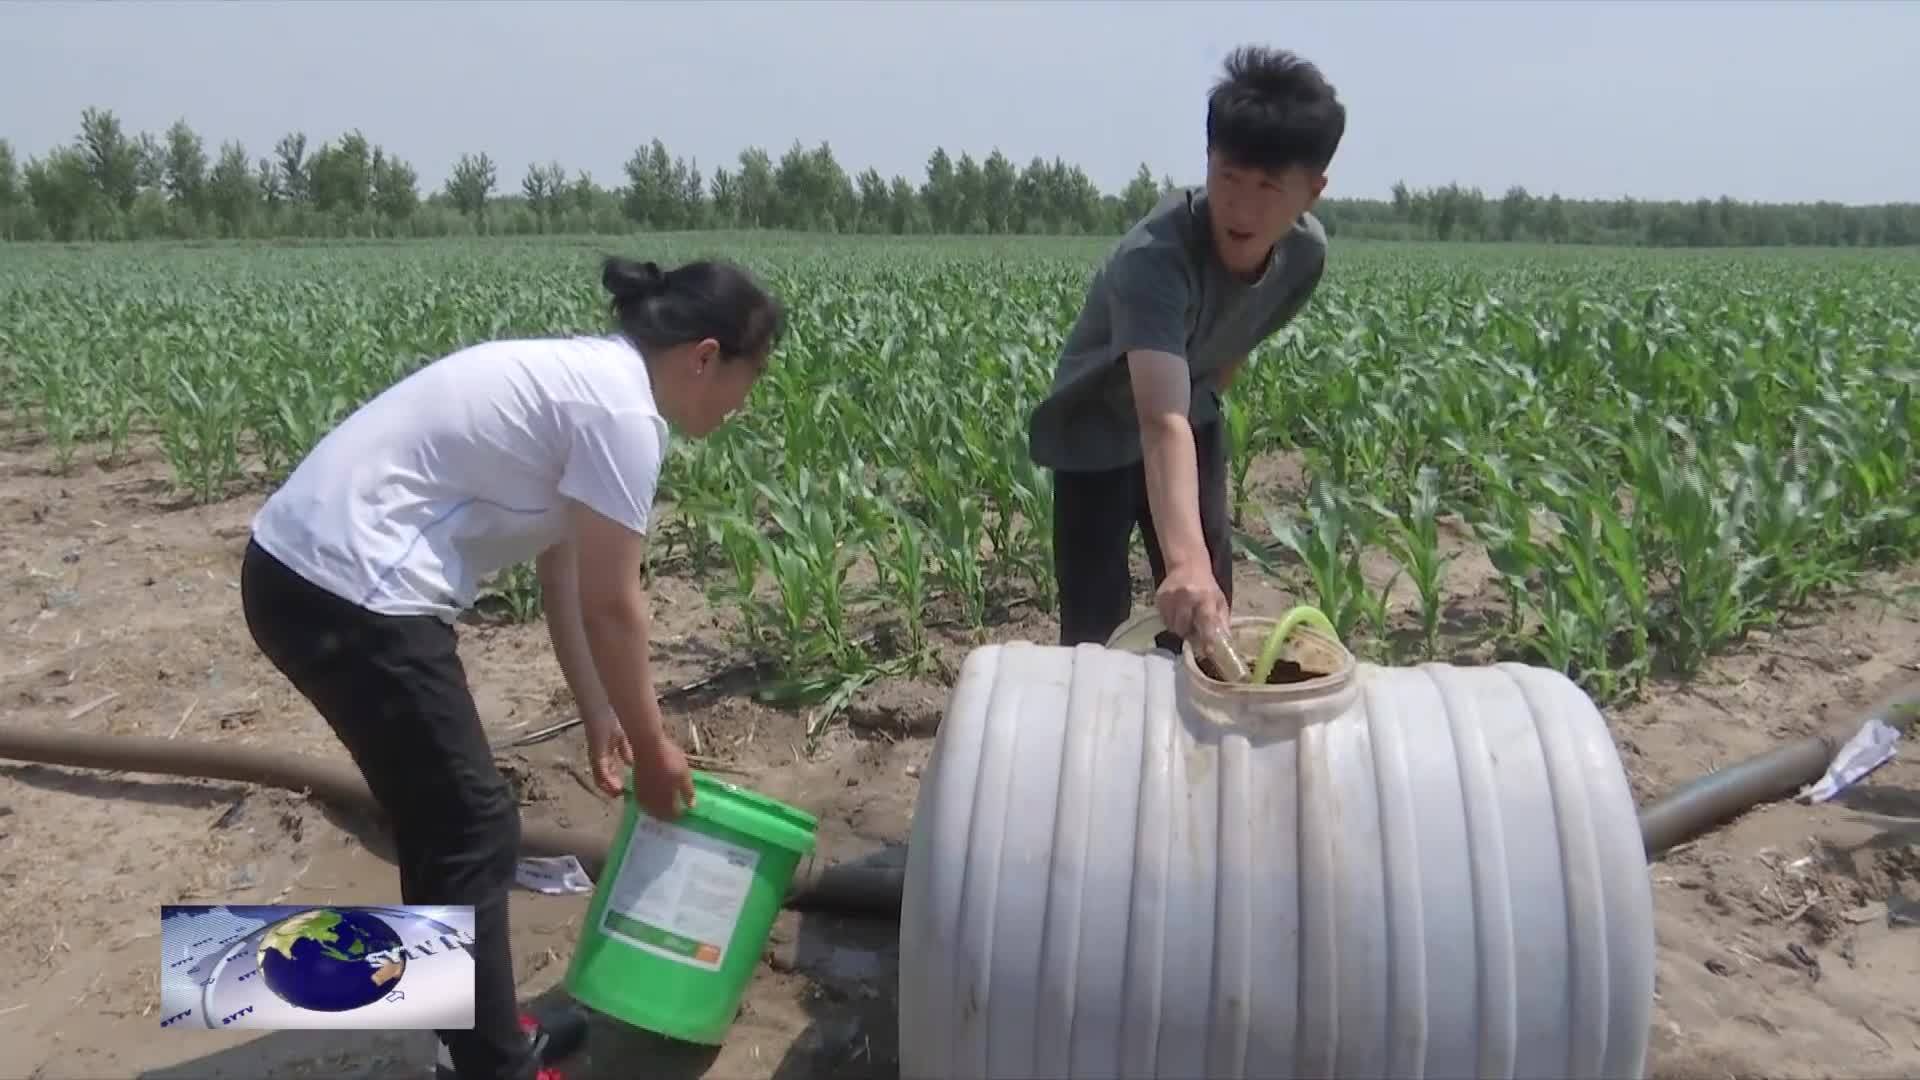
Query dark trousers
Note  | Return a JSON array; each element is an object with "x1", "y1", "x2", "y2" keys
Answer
[
  {"x1": 1051, "y1": 420, "x2": 1234, "y2": 650},
  {"x1": 240, "y1": 539, "x2": 535, "y2": 1080}
]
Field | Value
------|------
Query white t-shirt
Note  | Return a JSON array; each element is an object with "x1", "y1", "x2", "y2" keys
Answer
[{"x1": 250, "y1": 333, "x2": 670, "y2": 622}]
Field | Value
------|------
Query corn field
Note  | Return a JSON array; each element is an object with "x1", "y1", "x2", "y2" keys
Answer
[{"x1": 2, "y1": 235, "x2": 1916, "y2": 707}]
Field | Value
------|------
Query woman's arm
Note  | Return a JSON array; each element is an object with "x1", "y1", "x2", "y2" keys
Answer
[
  {"x1": 537, "y1": 539, "x2": 636, "y2": 796},
  {"x1": 535, "y1": 539, "x2": 612, "y2": 722},
  {"x1": 560, "y1": 499, "x2": 694, "y2": 818}
]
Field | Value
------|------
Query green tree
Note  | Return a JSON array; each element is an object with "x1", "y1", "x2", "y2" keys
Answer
[
  {"x1": 0, "y1": 139, "x2": 20, "y2": 240},
  {"x1": 371, "y1": 151, "x2": 419, "y2": 224},
  {"x1": 206, "y1": 140, "x2": 258, "y2": 236},
  {"x1": 76, "y1": 107, "x2": 141, "y2": 213},
  {"x1": 922, "y1": 147, "x2": 954, "y2": 233},
  {"x1": 163, "y1": 119, "x2": 209, "y2": 221},
  {"x1": 24, "y1": 146, "x2": 96, "y2": 240},
  {"x1": 445, "y1": 151, "x2": 496, "y2": 219},
  {"x1": 1120, "y1": 162, "x2": 1160, "y2": 225}
]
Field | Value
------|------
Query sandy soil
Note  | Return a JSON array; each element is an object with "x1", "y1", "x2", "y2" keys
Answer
[{"x1": 2, "y1": 425, "x2": 1918, "y2": 1080}]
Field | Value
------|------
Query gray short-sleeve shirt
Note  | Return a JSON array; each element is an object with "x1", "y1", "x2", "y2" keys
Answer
[{"x1": 1026, "y1": 187, "x2": 1327, "y2": 472}]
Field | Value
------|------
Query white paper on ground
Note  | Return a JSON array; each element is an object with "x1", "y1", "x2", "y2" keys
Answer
[
  {"x1": 1797, "y1": 716, "x2": 1900, "y2": 804},
  {"x1": 514, "y1": 855, "x2": 595, "y2": 895}
]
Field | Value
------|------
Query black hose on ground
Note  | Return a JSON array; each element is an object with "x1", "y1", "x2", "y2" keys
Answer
[
  {"x1": 1636, "y1": 734, "x2": 1837, "y2": 860},
  {"x1": 0, "y1": 725, "x2": 898, "y2": 914},
  {"x1": 0, "y1": 711, "x2": 1874, "y2": 914},
  {"x1": 1635, "y1": 684, "x2": 1919, "y2": 859}
]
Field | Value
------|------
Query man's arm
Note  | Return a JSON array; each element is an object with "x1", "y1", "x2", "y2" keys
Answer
[
  {"x1": 1128, "y1": 349, "x2": 1212, "y2": 577},
  {"x1": 1099, "y1": 238, "x2": 1213, "y2": 588}
]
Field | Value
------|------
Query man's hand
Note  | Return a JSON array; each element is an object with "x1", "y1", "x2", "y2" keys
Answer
[
  {"x1": 583, "y1": 705, "x2": 632, "y2": 797},
  {"x1": 1155, "y1": 561, "x2": 1230, "y2": 642}
]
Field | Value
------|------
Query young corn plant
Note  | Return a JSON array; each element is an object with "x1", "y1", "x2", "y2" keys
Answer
[
  {"x1": 1529, "y1": 463, "x2": 1650, "y2": 700},
  {"x1": 1254, "y1": 477, "x2": 1393, "y2": 649},
  {"x1": 1461, "y1": 451, "x2": 1546, "y2": 641},
  {"x1": 1222, "y1": 395, "x2": 1275, "y2": 527},
  {"x1": 915, "y1": 467, "x2": 991, "y2": 632},
  {"x1": 656, "y1": 440, "x2": 760, "y2": 576},
  {"x1": 93, "y1": 341, "x2": 144, "y2": 466},
  {"x1": 1617, "y1": 419, "x2": 1767, "y2": 676},
  {"x1": 263, "y1": 368, "x2": 353, "y2": 483},
  {"x1": 22, "y1": 349, "x2": 85, "y2": 474},
  {"x1": 155, "y1": 361, "x2": 247, "y2": 504},
  {"x1": 6, "y1": 239, "x2": 1917, "y2": 719},
  {"x1": 752, "y1": 473, "x2": 864, "y2": 676},
  {"x1": 1003, "y1": 455, "x2": 1057, "y2": 610},
  {"x1": 709, "y1": 514, "x2": 774, "y2": 657},
  {"x1": 1365, "y1": 465, "x2": 1451, "y2": 661},
  {"x1": 1728, "y1": 435, "x2": 1850, "y2": 610},
  {"x1": 954, "y1": 415, "x2": 1028, "y2": 600},
  {"x1": 476, "y1": 562, "x2": 544, "y2": 623},
  {"x1": 1296, "y1": 390, "x2": 1393, "y2": 495},
  {"x1": 1806, "y1": 387, "x2": 1919, "y2": 561},
  {"x1": 861, "y1": 502, "x2": 932, "y2": 667}
]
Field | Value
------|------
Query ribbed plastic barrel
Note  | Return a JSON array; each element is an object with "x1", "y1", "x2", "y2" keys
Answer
[{"x1": 898, "y1": 616, "x2": 1655, "y2": 1079}]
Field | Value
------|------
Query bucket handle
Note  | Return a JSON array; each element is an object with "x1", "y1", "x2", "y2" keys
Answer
[
  {"x1": 1104, "y1": 609, "x2": 1172, "y2": 653},
  {"x1": 1104, "y1": 604, "x2": 1342, "y2": 685}
]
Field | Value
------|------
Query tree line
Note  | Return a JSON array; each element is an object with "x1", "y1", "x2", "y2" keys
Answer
[{"x1": 1, "y1": 108, "x2": 1914, "y2": 248}]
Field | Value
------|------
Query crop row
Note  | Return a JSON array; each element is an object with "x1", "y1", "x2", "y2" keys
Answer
[{"x1": 2, "y1": 237, "x2": 1915, "y2": 709}]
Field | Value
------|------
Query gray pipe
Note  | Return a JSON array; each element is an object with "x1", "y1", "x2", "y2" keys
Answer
[
  {"x1": 0, "y1": 714, "x2": 1866, "y2": 915},
  {"x1": 1637, "y1": 683, "x2": 1918, "y2": 859},
  {"x1": 1636, "y1": 734, "x2": 1838, "y2": 860},
  {"x1": 0, "y1": 724, "x2": 896, "y2": 914}
]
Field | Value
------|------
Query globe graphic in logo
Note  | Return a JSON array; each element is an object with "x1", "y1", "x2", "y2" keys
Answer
[{"x1": 255, "y1": 908, "x2": 406, "y2": 1012}]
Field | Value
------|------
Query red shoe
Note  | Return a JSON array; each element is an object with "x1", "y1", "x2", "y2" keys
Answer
[
  {"x1": 521, "y1": 1001, "x2": 589, "y2": 1061},
  {"x1": 433, "y1": 1054, "x2": 576, "y2": 1080},
  {"x1": 528, "y1": 1016, "x2": 571, "y2": 1080},
  {"x1": 432, "y1": 1002, "x2": 588, "y2": 1078}
]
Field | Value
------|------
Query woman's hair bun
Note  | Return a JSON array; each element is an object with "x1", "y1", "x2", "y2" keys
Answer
[{"x1": 602, "y1": 256, "x2": 668, "y2": 304}]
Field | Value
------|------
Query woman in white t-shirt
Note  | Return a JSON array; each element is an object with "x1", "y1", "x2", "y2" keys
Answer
[{"x1": 239, "y1": 255, "x2": 783, "y2": 1080}]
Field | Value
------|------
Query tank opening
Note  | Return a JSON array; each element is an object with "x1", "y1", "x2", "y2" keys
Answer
[{"x1": 1197, "y1": 654, "x2": 1329, "y2": 685}]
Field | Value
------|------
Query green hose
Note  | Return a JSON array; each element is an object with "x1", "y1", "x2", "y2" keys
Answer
[{"x1": 1250, "y1": 604, "x2": 1340, "y2": 685}]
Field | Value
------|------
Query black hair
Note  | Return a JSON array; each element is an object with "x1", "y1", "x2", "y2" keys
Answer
[
  {"x1": 600, "y1": 255, "x2": 785, "y2": 367},
  {"x1": 1205, "y1": 46, "x2": 1346, "y2": 175}
]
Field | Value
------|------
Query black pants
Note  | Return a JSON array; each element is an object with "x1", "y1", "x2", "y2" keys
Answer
[
  {"x1": 240, "y1": 539, "x2": 535, "y2": 1080},
  {"x1": 1050, "y1": 420, "x2": 1234, "y2": 650}
]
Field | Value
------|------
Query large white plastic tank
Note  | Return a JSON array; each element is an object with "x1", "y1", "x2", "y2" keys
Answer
[{"x1": 898, "y1": 615, "x2": 1655, "y2": 1080}]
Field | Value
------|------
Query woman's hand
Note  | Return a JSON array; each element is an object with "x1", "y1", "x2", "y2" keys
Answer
[
  {"x1": 629, "y1": 724, "x2": 696, "y2": 820},
  {"x1": 583, "y1": 706, "x2": 632, "y2": 797},
  {"x1": 585, "y1": 698, "x2": 695, "y2": 820}
]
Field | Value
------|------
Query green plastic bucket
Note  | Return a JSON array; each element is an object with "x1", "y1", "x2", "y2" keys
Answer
[{"x1": 564, "y1": 769, "x2": 819, "y2": 1045}]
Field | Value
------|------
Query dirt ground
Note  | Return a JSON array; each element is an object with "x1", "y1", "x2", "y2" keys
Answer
[{"x1": 3, "y1": 423, "x2": 1919, "y2": 1080}]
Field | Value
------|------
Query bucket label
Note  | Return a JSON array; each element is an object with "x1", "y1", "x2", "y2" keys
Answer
[{"x1": 600, "y1": 817, "x2": 759, "y2": 972}]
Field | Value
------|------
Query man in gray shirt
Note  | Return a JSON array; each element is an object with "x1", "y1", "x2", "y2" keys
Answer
[{"x1": 1026, "y1": 46, "x2": 1344, "y2": 652}]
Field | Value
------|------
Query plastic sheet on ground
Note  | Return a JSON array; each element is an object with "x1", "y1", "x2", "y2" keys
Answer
[
  {"x1": 1796, "y1": 716, "x2": 1900, "y2": 804},
  {"x1": 514, "y1": 854, "x2": 595, "y2": 895}
]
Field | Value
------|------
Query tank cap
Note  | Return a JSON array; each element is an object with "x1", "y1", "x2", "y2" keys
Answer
[{"x1": 1192, "y1": 606, "x2": 1354, "y2": 695}]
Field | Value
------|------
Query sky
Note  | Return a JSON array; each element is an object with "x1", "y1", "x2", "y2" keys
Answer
[{"x1": 2, "y1": 0, "x2": 1915, "y2": 207}]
